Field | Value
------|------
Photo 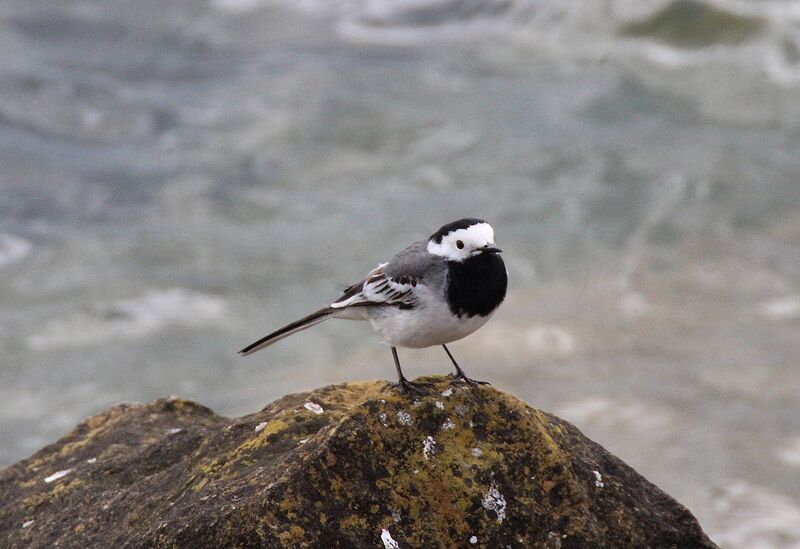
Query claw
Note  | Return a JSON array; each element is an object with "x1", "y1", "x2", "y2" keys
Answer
[
  {"x1": 396, "y1": 377, "x2": 432, "y2": 395},
  {"x1": 449, "y1": 373, "x2": 490, "y2": 386}
]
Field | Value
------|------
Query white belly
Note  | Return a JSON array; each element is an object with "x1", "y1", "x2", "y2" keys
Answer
[{"x1": 366, "y1": 297, "x2": 493, "y2": 348}]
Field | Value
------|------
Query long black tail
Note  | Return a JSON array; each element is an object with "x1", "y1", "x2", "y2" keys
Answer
[{"x1": 238, "y1": 307, "x2": 334, "y2": 356}]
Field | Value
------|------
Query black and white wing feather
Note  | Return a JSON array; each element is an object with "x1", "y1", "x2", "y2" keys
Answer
[
  {"x1": 331, "y1": 241, "x2": 446, "y2": 310},
  {"x1": 331, "y1": 263, "x2": 419, "y2": 310}
]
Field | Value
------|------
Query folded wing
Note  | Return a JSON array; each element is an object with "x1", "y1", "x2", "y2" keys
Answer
[{"x1": 331, "y1": 263, "x2": 419, "y2": 310}]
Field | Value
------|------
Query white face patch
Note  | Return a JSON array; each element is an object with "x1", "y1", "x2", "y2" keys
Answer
[{"x1": 427, "y1": 222, "x2": 496, "y2": 261}]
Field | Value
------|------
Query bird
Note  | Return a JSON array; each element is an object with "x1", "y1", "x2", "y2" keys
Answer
[{"x1": 239, "y1": 218, "x2": 507, "y2": 393}]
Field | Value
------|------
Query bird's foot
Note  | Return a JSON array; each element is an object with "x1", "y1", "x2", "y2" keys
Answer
[
  {"x1": 449, "y1": 372, "x2": 490, "y2": 386},
  {"x1": 396, "y1": 377, "x2": 432, "y2": 395}
]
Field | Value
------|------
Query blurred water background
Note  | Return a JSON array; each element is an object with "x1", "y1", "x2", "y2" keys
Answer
[{"x1": 1, "y1": 0, "x2": 800, "y2": 545}]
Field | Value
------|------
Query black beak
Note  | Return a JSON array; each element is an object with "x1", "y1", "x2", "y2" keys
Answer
[{"x1": 481, "y1": 246, "x2": 502, "y2": 254}]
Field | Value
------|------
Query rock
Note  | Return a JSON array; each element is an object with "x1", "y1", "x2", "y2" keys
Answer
[{"x1": 0, "y1": 376, "x2": 717, "y2": 548}]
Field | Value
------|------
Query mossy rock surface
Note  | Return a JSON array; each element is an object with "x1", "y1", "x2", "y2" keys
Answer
[{"x1": 0, "y1": 376, "x2": 717, "y2": 548}]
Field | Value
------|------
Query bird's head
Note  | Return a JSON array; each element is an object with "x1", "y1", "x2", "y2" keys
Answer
[{"x1": 427, "y1": 218, "x2": 502, "y2": 262}]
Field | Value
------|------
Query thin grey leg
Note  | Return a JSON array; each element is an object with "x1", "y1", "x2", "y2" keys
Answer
[
  {"x1": 391, "y1": 346, "x2": 429, "y2": 394},
  {"x1": 391, "y1": 346, "x2": 404, "y2": 381},
  {"x1": 442, "y1": 344, "x2": 488, "y2": 385}
]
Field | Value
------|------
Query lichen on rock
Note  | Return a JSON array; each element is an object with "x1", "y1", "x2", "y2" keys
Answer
[{"x1": 0, "y1": 376, "x2": 718, "y2": 548}]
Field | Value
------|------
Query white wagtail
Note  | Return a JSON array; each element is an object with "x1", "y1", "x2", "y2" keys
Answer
[{"x1": 239, "y1": 218, "x2": 507, "y2": 393}]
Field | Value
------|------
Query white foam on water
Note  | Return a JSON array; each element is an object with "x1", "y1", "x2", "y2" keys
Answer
[
  {"x1": 757, "y1": 295, "x2": 800, "y2": 320},
  {"x1": 765, "y1": 30, "x2": 800, "y2": 85},
  {"x1": 524, "y1": 324, "x2": 576, "y2": 357},
  {"x1": 0, "y1": 390, "x2": 51, "y2": 422},
  {"x1": 778, "y1": 437, "x2": 800, "y2": 467},
  {"x1": 27, "y1": 288, "x2": 227, "y2": 350},
  {"x1": 210, "y1": 0, "x2": 270, "y2": 13},
  {"x1": 212, "y1": 0, "x2": 350, "y2": 14},
  {"x1": 0, "y1": 233, "x2": 33, "y2": 268},
  {"x1": 617, "y1": 291, "x2": 651, "y2": 318},
  {"x1": 555, "y1": 397, "x2": 671, "y2": 432},
  {"x1": 330, "y1": 0, "x2": 800, "y2": 100},
  {"x1": 709, "y1": 481, "x2": 800, "y2": 549},
  {"x1": 339, "y1": 0, "x2": 536, "y2": 45}
]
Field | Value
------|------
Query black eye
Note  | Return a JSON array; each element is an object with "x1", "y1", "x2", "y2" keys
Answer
[{"x1": 456, "y1": 240, "x2": 464, "y2": 249}]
